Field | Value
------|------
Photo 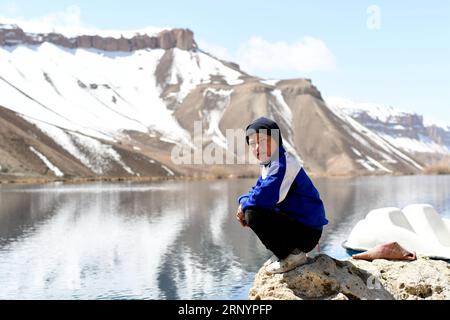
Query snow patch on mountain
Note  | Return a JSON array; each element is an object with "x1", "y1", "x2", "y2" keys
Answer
[
  {"x1": 380, "y1": 134, "x2": 450, "y2": 154},
  {"x1": 261, "y1": 79, "x2": 279, "y2": 86},
  {"x1": 325, "y1": 96, "x2": 450, "y2": 155},
  {"x1": 0, "y1": 42, "x2": 192, "y2": 144},
  {"x1": 165, "y1": 49, "x2": 243, "y2": 104},
  {"x1": 325, "y1": 96, "x2": 411, "y2": 122},
  {"x1": 28, "y1": 119, "x2": 134, "y2": 175},
  {"x1": 201, "y1": 88, "x2": 233, "y2": 150},
  {"x1": 29, "y1": 146, "x2": 64, "y2": 177},
  {"x1": 326, "y1": 102, "x2": 423, "y2": 170},
  {"x1": 161, "y1": 165, "x2": 175, "y2": 176}
]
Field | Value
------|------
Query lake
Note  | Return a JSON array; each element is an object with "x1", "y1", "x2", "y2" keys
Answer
[{"x1": 0, "y1": 175, "x2": 449, "y2": 299}]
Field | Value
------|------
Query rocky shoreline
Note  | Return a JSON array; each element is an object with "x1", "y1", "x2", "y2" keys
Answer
[
  {"x1": 249, "y1": 254, "x2": 450, "y2": 300},
  {"x1": 1, "y1": 172, "x2": 448, "y2": 186},
  {"x1": 0, "y1": 173, "x2": 261, "y2": 186}
]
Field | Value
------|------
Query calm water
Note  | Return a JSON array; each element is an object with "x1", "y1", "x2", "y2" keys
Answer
[{"x1": 0, "y1": 175, "x2": 449, "y2": 300}]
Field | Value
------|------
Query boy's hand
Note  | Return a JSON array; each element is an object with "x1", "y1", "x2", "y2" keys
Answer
[{"x1": 236, "y1": 205, "x2": 247, "y2": 227}]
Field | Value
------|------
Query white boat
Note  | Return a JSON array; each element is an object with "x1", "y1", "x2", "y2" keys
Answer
[{"x1": 342, "y1": 204, "x2": 450, "y2": 261}]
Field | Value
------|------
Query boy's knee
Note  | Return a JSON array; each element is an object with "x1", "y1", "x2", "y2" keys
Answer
[{"x1": 244, "y1": 208, "x2": 268, "y2": 228}]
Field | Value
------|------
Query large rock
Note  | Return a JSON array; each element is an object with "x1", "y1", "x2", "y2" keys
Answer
[
  {"x1": 248, "y1": 254, "x2": 450, "y2": 300},
  {"x1": 0, "y1": 24, "x2": 195, "y2": 51},
  {"x1": 351, "y1": 257, "x2": 450, "y2": 300},
  {"x1": 159, "y1": 29, "x2": 194, "y2": 50}
]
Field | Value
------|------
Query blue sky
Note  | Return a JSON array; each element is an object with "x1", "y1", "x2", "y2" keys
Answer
[{"x1": 1, "y1": 0, "x2": 449, "y2": 125}]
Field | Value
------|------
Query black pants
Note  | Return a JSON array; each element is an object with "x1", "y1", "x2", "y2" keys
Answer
[{"x1": 245, "y1": 208, "x2": 322, "y2": 260}]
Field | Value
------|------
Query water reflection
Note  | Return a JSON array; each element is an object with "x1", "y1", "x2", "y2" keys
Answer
[
  {"x1": 0, "y1": 175, "x2": 449, "y2": 299},
  {"x1": 0, "y1": 181, "x2": 265, "y2": 299}
]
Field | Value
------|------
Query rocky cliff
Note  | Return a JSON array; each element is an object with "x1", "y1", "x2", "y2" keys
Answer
[
  {"x1": 249, "y1": 254, "x2": 449, "y2": 300},
  {"x1": 0, "y1": 24, "x2": 195, "y2": 51},
  {"x1": 427, "y1": 125, "x2": 450, "y2": 148},
  {"x1": 349, "y1": 110, "x2": 450, "y2": 151},
  {"x1": 326, "y1": 97, "x2": 450, "y2": 156}
]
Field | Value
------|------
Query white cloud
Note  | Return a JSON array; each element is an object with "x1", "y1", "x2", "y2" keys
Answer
[
  {"x1": 0, "y1": 5, "x2": 166, "y2": 38},
  {"x1": 236, "y1": 36, "x2": 336, "y2": 74},
  {"x1": 40, "y1": 5, "x2": 83, "y2": 29},
  {"x1": 0, "y1": 5, "x2": 83, "y2": 35},
  {"x1": 0, "y1": 1, "x2": 19, "y2": 15},
  {"x1": 197, "y1": 39, "x2": 232, "y2": 61},
  {"x1": 196, "y1": 36, "x2": 336, "y2": 77}
]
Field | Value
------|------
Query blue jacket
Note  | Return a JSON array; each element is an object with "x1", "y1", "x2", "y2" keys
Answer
[{"x1": 238, "y1": 145, "x2": 328, "y2": 230}]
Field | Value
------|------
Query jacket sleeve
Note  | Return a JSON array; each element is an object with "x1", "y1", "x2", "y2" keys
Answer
[
  {"x1": 238, "y1": 177, "x2": 262, "y2": 205},
  {"x1": 240, "y1": 160, "x2": 287, "y2": 212}
]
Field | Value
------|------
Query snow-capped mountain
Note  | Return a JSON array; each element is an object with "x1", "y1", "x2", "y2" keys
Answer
[
  {"x1": 0, "y1": 23, "x2": 427, "y2": 181},
  {"x1": 325, "y1": 97, "x2": 450, "y2": 155}
]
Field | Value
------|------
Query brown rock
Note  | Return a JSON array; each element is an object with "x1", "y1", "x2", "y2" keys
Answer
[
  {"x1": 47, "y1": 33, "x2": 76, "y2": 48},
  {"x1": 0, "y1": 24, "x2": 195, "y2": 52},
  {"x1": 249, "y1": 255, "x2": 393, "y2": 300},
  {"x1": 158, "y1": 29, "x2": 194, "y2": 50},
  {"x1": 130, "y1": 35, "x2": 159, "y2": 50},
  {"x1": 249, "y1": 254, "x2": 450, "y2": 300},
  {"x1": 173, "y1": 28, "x2": 195, "y2": 50},
  {"x1": 117, "y1": 37, "x2": 131, "y2": 51},
  {"x1": 352, "y1": 242, "x2": 417, "y2": 261},
  {"x1": 351, "y1": 257, "x2": 450, "y2": 300},
  {"x1": 76, "y1": 35, "x2": 93, "y2": 48},
  {"x1": 158, "y1": 30, "x2": 176, "y2": 50}
]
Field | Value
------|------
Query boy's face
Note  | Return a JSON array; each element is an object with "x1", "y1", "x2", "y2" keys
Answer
[{"x1": 248, "y1": 133, "x2": 276, "y2": 163}]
